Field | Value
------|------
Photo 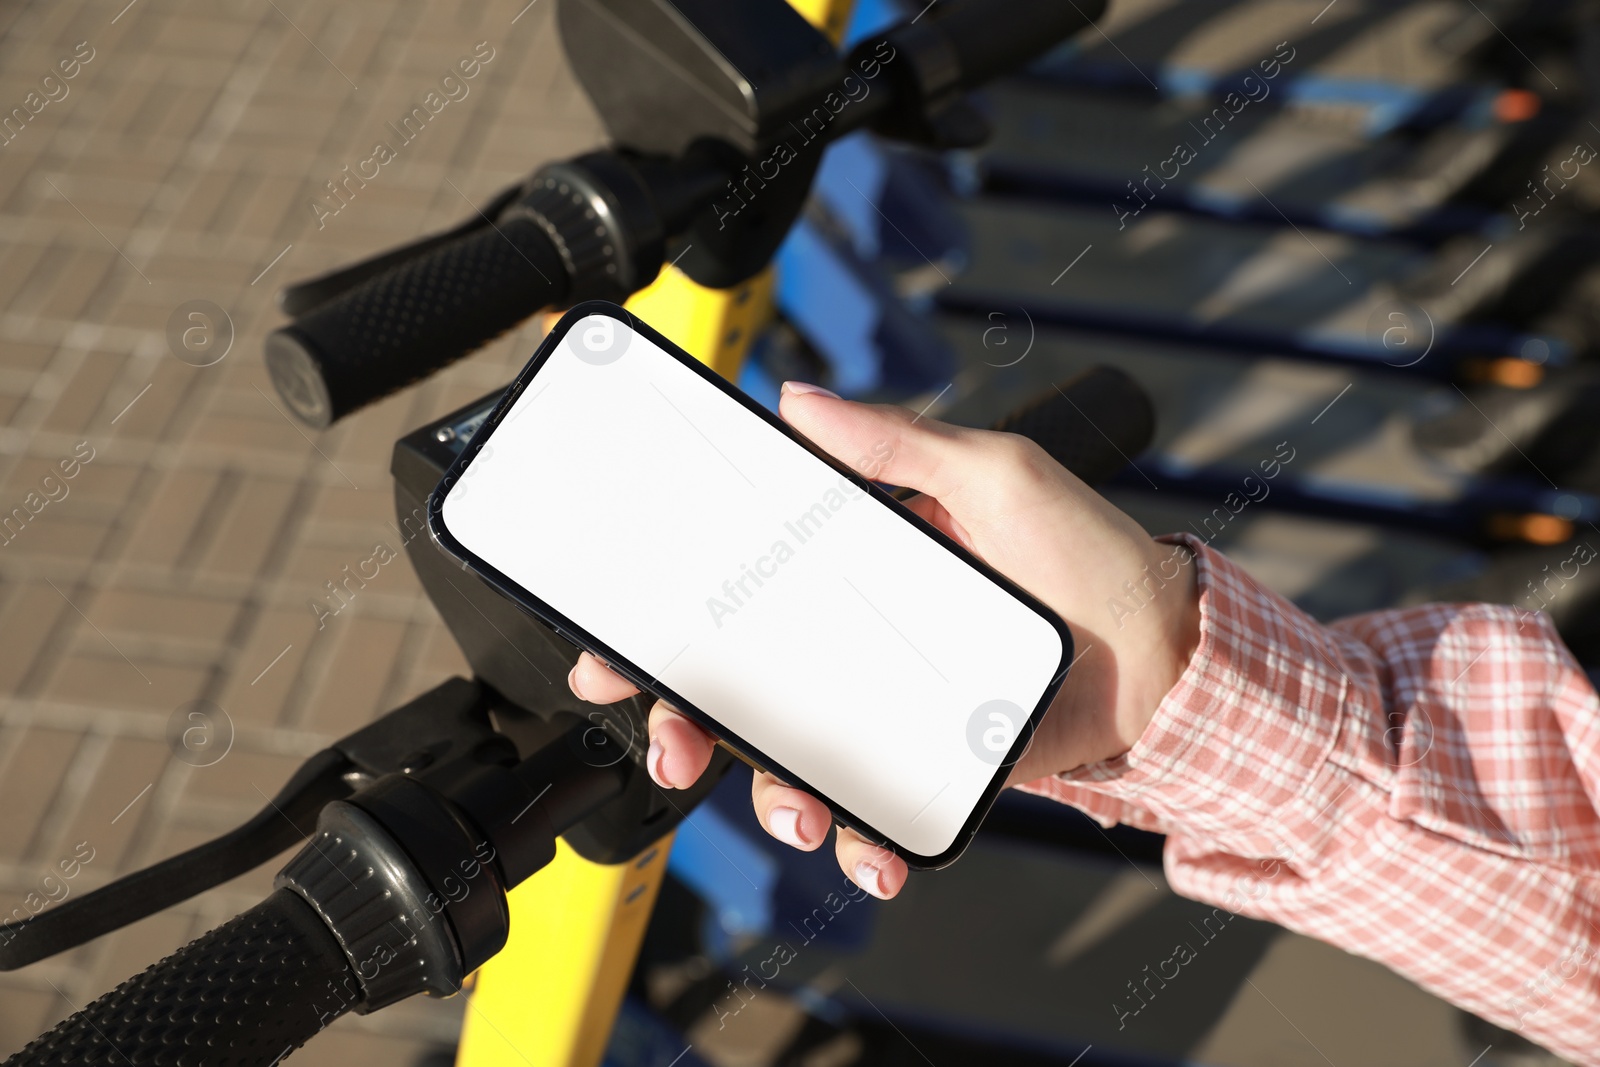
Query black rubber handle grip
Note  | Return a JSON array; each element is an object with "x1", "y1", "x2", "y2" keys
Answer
[
  {"x1": 991, "y1": 365, "x2": 1155, "y2": 487},
  {"x1": 935, "y1": 0, "x2": 1108, "y2": 92},
  {"x1": 265, "y1": 216, "x2": 570, "y2": 429},
  {"x1": 278, "y1": 183, "x2": 528, "y2": 319},
  {"x1": 4, "y1": 889, "x2": 357, "y2": 1067}
]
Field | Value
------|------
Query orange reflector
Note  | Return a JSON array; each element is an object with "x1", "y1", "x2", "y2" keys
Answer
[
  {"x1": 1487, "y1": 513, "x2": 1573, "y2": 544},
  {"x1": 1484, "y1": 358, "x2": 1544, "y2": 388},
  {"x1": 1494, "y1": 89, "x2": 1541, "y2": 123}
]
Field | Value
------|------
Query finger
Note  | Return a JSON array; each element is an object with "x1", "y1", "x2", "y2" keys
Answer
[
  {"x1": 777, "y1": 383, "x2": 978, "y2": 502},
  {"x1": 647, "y1": 700, "x2": 715, "y2": 789},
  {"x1": 568, "y1": 651, "x2": 639, "y2": 705},
  {"x1": 750, "y1": 771, "x2": 830, "y2": 851},
  {"x1": 898, "y1": 489, "x2": 978, "y2": 555},
  {"x1": 835, "y1": 827, "x2": 908, "y2": 900}
]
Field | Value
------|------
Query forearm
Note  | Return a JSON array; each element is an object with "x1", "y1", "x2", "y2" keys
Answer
[{"x1": 1020, "y1": 534, "x2": 1600, "y2": 1064}]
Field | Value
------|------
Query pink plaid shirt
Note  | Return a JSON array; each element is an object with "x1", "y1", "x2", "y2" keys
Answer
[{"x1": 1021, "y1": 534, "x2": 1600, "y2": 1065}]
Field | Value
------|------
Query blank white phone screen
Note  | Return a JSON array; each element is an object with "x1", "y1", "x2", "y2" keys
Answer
[{"x1": 440, "y1": 314, "x2": 1065, "y2": 859}]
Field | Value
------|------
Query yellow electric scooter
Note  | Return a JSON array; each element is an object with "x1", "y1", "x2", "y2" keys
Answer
[{"x1": 0, "y1": 3, "x2": 1143, "y2": 1064}]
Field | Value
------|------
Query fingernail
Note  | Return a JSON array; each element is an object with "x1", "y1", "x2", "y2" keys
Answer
[
  {"x1": 567, "y1": 664, "x2": 586, "y2": 702},
  {"x1": 647, "y1": 739, "x2": 670, "y2": 789},
  {"x1": 854, "y1": 861, "x2": 888, "y2": 899},
  {"x1": 767, "y1": 807, "x2": 807, "y2": 848},
  {"x1": 781, "y1": 380, "x2": 841, "y2": 399}
]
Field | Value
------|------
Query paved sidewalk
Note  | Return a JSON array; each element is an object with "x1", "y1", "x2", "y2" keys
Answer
[{"x1": 0, "y1": 0, "x2": 602, "y2": 1060}]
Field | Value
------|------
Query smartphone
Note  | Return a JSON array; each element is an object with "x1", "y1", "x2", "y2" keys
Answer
[{"x1": 428, "y1": 301, "x2": 1073, "y2": 868}]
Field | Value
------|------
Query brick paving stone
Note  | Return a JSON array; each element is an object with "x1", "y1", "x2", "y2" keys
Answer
[
  {"x1": 0, "y1": 579, "x2": 68, "y2": 687},
  {"x1": 0, "y1": 455, "x2": 84, "y2": 504},
  {"x1": 153, "y1": 18, "x2": 257, "y2": 59},
  {"x1": 166, "y1": 167, "x2": 239, "y2": 234},
  {"x1": 90, "y1": 587, "x2": 240, "y2": 649},
  {"x1": 37, "y1": 251, "x2": 120, "y2": 322},
  {"x1": 120, "y1": 466, "x2": 221, "y2": 569},
  {"x1": 214, "y1": 606, "x2": 321, "y2": 727},
  {"x1": 95, "y1": 75, "x2": 168, "y2": 142},
  {"x1": 236, "y1": 176, "x2": 311, "y2": 242},
  {"x1": 0, "y1": 245, "x2": 53, "y2": 313},
  {"x1": 0, "y1": 727, "x2": 81, "y2": 864},
  {"x1": 0, "y1": 392, "x2": 27, "y2": 425},
  {"x1": 0, "y1": 156, "x2": 39, "y2": 216},
  {"x1": 0, "y1": 985, "x2": 57, "y2": 1060},
  {"x1": 192, "y1": 473, "x2": 303, "y2": 581},
  {"x1": 105, "y1": 359, "x2": 196, "y2": 443},
  {"x1": 48, "y1": 735, "x2": 169, "y2": 873},
  {"x1": 38, "y1": 456, "x2": 141, "y2": 514},
  {"x1": 311, "y1": 483, "x2": 395, "y2": 527},
  {"x1": 40, "y1": 653, "x2": 208, "y2": 713},
  {"x1": 187, "y1": 403, "x2": 320, "y2": 455},
  {"x1": 298, "y1": 614, "x2": 409, "y2": 737},
  {"x1": 156, "y1": 249, "x2": 268, "y2": 292},
  {"x1": 281, "y1": 536, "x2": 399, "y2": 594},
  {"x1": 0, "y1": 583, "x2": 69, "y2": 694},
  {"x1": 0, "y1": 515, "x2": 112, "y2": 566},
  {"x1": 37, "y1": 351, "x2": 121, "y2": 435},
  {"x1": 0, "y1": 342, "x2": 57, "y2": 376}
]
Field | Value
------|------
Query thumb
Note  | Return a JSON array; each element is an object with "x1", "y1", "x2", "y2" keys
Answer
[{"x1": 777, "y1": 382, "x2": 980, "y2": 502}]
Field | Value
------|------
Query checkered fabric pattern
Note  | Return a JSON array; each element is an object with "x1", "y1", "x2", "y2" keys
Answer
[{"x1": 1021, "y1": 533, "x2": 1600, "y2": 1066}]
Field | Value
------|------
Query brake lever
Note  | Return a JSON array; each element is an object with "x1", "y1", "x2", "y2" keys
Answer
[
  {"x1": 0, "y1": 677, "x2": 518, "y2": 969},
  {"x1": 0, "y1": 748, "x2": 352, "y2": 970}
]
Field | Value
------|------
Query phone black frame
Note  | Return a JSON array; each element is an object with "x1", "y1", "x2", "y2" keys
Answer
[{"x1": 427, "y1": 300, "x2": 1075, "y2": 869}]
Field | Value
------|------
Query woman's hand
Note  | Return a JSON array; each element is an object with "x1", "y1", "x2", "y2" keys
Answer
[{"x1": 568, "y1": 381, "x2": 1201, "y2": 899}]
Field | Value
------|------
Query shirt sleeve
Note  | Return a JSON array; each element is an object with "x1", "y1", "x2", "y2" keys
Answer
[{"x1": 1017, "y1": 533, "x2": 1600, "y2": 1066}]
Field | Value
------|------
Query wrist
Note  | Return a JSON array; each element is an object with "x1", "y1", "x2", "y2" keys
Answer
[
  {"x1": 1006, "y1": 527, "x2": 1206, "y2": 787},
  {"x1": 1109, "y1": 538, "x2": 1202, "y2": 754}
]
